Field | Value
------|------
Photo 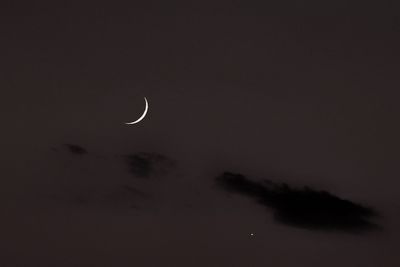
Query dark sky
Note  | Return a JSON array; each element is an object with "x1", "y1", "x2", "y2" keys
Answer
[{"x1": 2, "y1": 1, "x2": 400, "y2": 266}]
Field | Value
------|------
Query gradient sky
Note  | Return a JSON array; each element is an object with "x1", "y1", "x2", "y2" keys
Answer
[{"x1": 1, "y1": 1, "x2": 400, "y2": 266}]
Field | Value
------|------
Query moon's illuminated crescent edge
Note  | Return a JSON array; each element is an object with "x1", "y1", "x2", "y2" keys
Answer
[{"x1": 125, "y1": 97, "x2": 148, "y2": 125}]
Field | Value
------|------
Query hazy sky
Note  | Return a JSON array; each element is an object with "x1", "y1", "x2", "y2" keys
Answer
[{"x1": 1, "y1": 1, "x2": 400, "y2": 266}]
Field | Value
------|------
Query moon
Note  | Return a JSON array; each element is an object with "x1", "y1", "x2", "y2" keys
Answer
[{"x1": 125, "y1": 97, "x2": 149, "y2": 125}]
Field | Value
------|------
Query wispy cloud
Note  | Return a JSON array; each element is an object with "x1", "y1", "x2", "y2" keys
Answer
[
  {"x1": 124, "y1": 152, "x2": 176, "y2": 178},
  {"x1": 64, "y1": 144, "x2": 88, "y2": 155}
]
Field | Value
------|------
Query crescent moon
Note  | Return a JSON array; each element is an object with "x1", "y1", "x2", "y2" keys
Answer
[{"x1": 125, "y1": 97, "x2": 149, "y2": 125}]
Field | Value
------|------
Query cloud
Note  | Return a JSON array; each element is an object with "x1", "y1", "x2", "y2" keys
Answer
[
  {"x1": 216, "y1": 172, "x2": 379, "y2": 232},
  {"x1": 64, "y1": 144, "x2": 87, "y2": 155},
  {"x1": 124, "y1": 152, "x2": 176, "y2": 178}
]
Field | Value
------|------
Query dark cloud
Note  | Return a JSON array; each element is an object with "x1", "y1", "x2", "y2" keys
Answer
[
  {"x1": 216, "y1": 172, "x2": 379, "y2": 232},
  {"x1": 124, "y1": 152, "x2": 176, "y2": 178},
  {"x1": 64, "y1": 144, "x2": 87, "y2": 155}
]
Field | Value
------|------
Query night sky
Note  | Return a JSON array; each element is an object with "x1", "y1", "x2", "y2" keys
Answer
[{"x1": 2, "y1": 1, "x2": 400, "y2": 266}]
